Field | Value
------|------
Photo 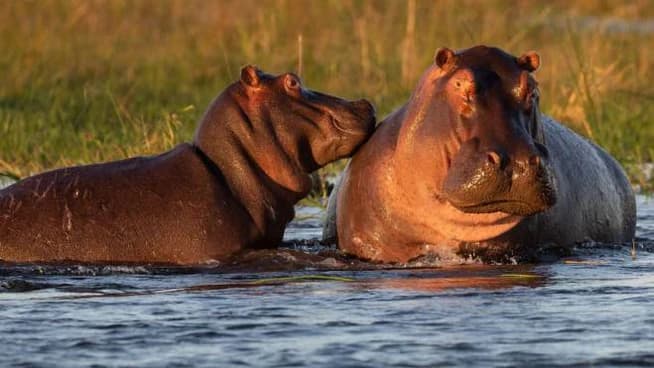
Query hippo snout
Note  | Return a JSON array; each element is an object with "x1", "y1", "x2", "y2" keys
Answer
[
  {"x1": 442, "y1": 141, "x2": 556, "y2": 216},
  {"x1": 334, "y1": 98, "x2": 376, "y2": 136},
  {"x1": 352, "y1": 99, "x2": 376, "y2": 131},
  {"x1": 352, "y1": 99, "x2": 375, "y2": 117}
]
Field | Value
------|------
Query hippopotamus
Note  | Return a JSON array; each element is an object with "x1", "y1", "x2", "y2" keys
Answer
[
  {"x1": 323, "y1": 45, "x2": 636, "y2": 263},
  {"x1": 0, "y1": 66, "x2": 375, "y2": 264}
]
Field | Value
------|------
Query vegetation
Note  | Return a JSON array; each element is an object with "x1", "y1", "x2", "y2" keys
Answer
[{"x1": 1, "y1": 0, "x2": 653, "y2": 198}]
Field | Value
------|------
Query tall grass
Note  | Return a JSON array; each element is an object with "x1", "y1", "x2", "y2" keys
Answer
[{"x1": 1, "y1": 0, "x2": 653, "y2": 194}]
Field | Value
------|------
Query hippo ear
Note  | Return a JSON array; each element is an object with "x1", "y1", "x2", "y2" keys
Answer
[
  {"x1": 517, "y1": 51, "x2": 540, "y2": 72},
  {"x1": 434, "y1": 47, "x2": 456, "y2": 69},
  {"x1": 240, "y1": 65, "x2": 260, "y2": 87},
  {"x1": 515, "y1": 71, "x2": 529, "y2": 100}
]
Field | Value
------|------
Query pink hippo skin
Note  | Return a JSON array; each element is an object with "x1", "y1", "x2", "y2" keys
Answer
[{"x1": 323, "y1": 46, "x2": 635, "y2": 263}]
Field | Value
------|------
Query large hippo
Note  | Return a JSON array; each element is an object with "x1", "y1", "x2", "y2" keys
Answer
[
  {"x1": 324, "y1": 46, "x2": 636, "y2": 263},
  {"x1": 0, "y1": 66, "x2": 375, "y2": 264}
]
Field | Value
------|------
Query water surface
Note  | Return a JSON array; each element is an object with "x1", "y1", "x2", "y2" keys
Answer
[{"x1": 1, "y1": 196, "x2": 653, "y2": 367}]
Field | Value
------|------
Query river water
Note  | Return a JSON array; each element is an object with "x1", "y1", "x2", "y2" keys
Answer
[{"x1": 1, "y1": 195, "x2": 653, "y2": 367}]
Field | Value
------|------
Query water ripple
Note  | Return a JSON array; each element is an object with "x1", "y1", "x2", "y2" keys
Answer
[{"x1": 0, "y1": 196, "x2": 653, "y2": 367}]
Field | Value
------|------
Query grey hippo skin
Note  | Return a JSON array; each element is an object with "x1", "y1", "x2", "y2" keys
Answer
[
  {"x1": 0, "y1": 66, "x2": 375, "y2": 265},
  {"x1": 479, "y1": 116, "x2": 636, "y2": 260},
  {"x1": 324, "y1": 45, "x2": 635, "y2": 263}
]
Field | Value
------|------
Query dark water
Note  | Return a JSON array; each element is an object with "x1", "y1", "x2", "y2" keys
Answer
[{"x1": 1, "y1": 196, "x2": 653, "y2": 367}]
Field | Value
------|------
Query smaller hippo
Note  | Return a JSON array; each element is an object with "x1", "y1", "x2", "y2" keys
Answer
[
  {"x1": 323, "y1": 45, "x2": 636, "y2": 263},
  {"x1": 0, "y1": 66, "x2": 375, "y2": 265}
]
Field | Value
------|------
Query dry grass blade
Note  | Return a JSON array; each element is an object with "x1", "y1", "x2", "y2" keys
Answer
[{"x1": 0, "y1": 0, "x2": 651, "y2": 199}]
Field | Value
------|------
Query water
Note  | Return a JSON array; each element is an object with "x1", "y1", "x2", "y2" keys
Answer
[{"x1": 1, "y1": 196, "x2": 653, "y2": 367}]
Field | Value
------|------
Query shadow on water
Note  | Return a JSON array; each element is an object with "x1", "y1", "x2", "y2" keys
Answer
[{"x1": 0, "y1": 263, "x2": 548, "y2": 298}]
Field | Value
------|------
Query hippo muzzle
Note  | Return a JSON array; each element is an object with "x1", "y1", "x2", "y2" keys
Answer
[{"x1": 442, "y1": 136, "x2": 557, "y2": 216}]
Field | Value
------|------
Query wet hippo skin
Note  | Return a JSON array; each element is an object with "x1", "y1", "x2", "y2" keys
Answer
[
  {"x1": 0, "y1": 66, "x2": 375, "y2": 264},
  {"x1": 323, "y1": 45, "x2": 636, "y2": 263}
]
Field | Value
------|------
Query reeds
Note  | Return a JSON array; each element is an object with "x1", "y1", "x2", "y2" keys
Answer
[{"x1": 0, "y1": 0, "x2": 652, "y2": 195}]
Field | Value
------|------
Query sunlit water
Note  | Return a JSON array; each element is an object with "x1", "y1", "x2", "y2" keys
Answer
[{"x1": 1, "y1": 195, "x2": 653, "y2": 367}]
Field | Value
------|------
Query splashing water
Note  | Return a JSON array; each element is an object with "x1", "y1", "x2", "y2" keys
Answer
[{"x1": 1, "y1": 196, "x2": 653, "y2": 367}]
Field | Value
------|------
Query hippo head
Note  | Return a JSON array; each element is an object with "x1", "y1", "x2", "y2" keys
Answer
[
  {"x1": 236, "y1": 66, "x2": 376, "y2": 172},
  {"x1": 402, "y1": 46, "x2": 556, "y2": 216}
]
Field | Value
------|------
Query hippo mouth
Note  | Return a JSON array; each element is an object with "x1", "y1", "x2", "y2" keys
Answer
[
  {"x1": 454, "y1": 200, "x2": 541, "y2": 216},
  {"x1": 450, "y1": 186, "x2": 556, "y2": 216},
  {"x1": 329, "y1": 114, "x2": 375, "y2": 136},
  {"x1": 442, "y1": 143, "x2": 557, "y2": 217}
]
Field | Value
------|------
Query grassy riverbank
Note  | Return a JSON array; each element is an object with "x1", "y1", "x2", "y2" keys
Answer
[{"x1": 1, "y1": 0, "x2": 653, "y2": 196}]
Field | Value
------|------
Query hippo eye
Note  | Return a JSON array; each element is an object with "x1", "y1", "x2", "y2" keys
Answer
[{"x1": 285, "y1": 75, "x2": 301, "y2": 90}]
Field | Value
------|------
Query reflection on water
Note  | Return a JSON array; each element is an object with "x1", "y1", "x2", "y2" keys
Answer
[
  {"x1": 0, "y1": 195, "x2": 653, "y2": 367},
  {"x1": 366, "y1": 268, "x2": 546, "y2": 292}
]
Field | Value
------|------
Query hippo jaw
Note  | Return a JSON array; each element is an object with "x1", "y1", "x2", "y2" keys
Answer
[
  {"x1": 329, "y1": 103, "x2": 376, "y2": 136},
  {"x1": 442, "y1": 147, "x2": 557, "y2": 216},
  {"x1": 453, "y1": 197, "x2": 554, "y2": 216}
]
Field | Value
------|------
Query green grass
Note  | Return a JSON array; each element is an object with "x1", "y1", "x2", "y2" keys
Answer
[{"x1": 1, "y1": 0, "x2": 653, "y2": 196}]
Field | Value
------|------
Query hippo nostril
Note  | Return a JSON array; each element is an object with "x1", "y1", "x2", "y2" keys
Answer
[{"x1": 487, "y1": 151, "x2": 502, "y2": 167}]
